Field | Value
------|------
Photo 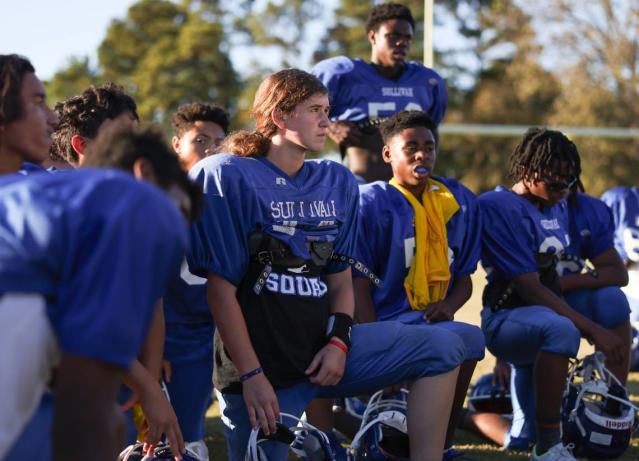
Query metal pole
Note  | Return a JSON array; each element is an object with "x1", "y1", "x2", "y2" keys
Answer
[{"x1": 423, "y1": 0, "x2": 434, "y2": 67}]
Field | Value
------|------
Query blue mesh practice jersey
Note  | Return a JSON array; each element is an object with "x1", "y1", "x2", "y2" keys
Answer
[
  {"x1": 479, "y1": 188, "x2": 571, "y2": 282},
  {"x1": 188, "y1": 154, "x2": 359, "y2": 284},
  {"x1": 601, "y1": 186, "x2": 639, "y2": 263},
  {"x1": 562, "y1": 193, "x2": 615, "y2": 275},
  {"x1": 355, "y1": 178, "x2": 480, "y2": 320},
  {"x1": 188, "y1": 153, "x2": 359, "y2": 390},
  {"x1": 0, "y1": 169, "x2": 187, "y2": 368},
  {"x1": 311, "y1": 57, "x2": 447, "y2": 125}
]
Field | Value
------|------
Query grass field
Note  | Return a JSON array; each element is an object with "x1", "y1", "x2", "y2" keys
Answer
[{"x1": 203, "y1": 270, "x2": 639, "y2": 459}]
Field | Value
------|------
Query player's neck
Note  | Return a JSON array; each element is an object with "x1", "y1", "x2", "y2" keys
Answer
[
  {"x1": 0, "y1": 149, "x2": 23, "y2": 174},
  {"x1": 370, "y1": 58, "x2": 405, "y2": 80},
  {"x1": 512, "y1": 181, "x2": 541, "y2": 207},
  {"x1": 266, "y1": 140, "x2": 306, "y2": 177}
]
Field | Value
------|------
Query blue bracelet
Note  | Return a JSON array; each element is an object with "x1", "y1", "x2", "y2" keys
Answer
[{"x1": 240, "y1": 367, "x2": 263, "y2": 382}]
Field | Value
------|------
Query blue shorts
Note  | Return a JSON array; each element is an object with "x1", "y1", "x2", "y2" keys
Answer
[
  {"x1": 219, "y1": 320, "x2": 464, "y2": 461},
  {"x1": 564, "y1": 287, "x2": 630, "y2": 329},
  {"x1": 481, "y1": 306, "x2": 581, "y2": 366},
  {"x1": 165, "y1": 354, "x2": 214, "y2": 441}
]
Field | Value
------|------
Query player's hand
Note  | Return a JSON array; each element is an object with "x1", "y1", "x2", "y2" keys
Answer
[
  {"x1": 162, "y1": 359, "x2": 172, "y2": 383},
  {"x1": 306, "y1": 342, "x2": 347, "y2": 386},
  {"x1": 242, "y1": 373, "x2": 280, "y2": 435},
  {"x1": 424, "y1": 300, "x2": 456, "y2": 323},
  {"x1": 492, "y1": 359, "x2": 511, "y2": 389},
  {"x1": 138, "y1": 382, "x2": 185, "y2": 459},
  {"x1": 588, "y1": 325, "x2": 624, "y2": 364},
  {"x1": 328, "y1": 121, "x2": 362, "y2": 146}
]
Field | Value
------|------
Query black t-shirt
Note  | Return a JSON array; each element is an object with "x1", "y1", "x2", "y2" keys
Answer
[{"x1": 214, "y1": 260, "x2": 330, "y2": 393}]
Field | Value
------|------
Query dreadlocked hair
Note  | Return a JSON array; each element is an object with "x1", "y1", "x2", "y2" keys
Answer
[{"x1": 508, "y1": 127, "x2": 584, "y2": 196}]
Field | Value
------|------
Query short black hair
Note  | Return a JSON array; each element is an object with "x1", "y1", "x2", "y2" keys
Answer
[
  {"x1": 50, "y1": 82, "x2": 138, "y2": 164},
  {"x1": 171, "y1": 102, "x2": 230, "y2": 137},
  {"x1": 0, "y1": 54, "x2": 35, "y2": 125},
  {"x1": 82, "y1": 124, "x2": 202, "y2": 222},
  {"x1": 508, "y1": 127, "x2": 582, "y2": 190},
  {"x1": 366, "y1": 2, "x2": 415, "y2": 33},
  {"x1": 380, "y1": 110, "x2": 438, "y2": 145}
]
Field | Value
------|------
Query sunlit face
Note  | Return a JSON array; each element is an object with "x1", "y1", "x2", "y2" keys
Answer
[
  {"x1": 524, "y1": 162, "x2": 577, "y2": 206},
  {"x1": 282, "y1": 92, "x2": 330, "y2": 153},
  {"x1": 383, "y1": 126, "x2": 437, "y2": 196},
  {"x1": 173, "y1": 120, "x2": 226, "y2": 172},
  {"x1": 370, "y1": 19, "x2": 413, "y2": 68},
  {"x1": 1, "y1": 73, "x2": 58, "y2": 163}
]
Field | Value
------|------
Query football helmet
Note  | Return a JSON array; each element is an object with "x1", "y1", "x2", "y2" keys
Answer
[
  {"x1": 118, "y1": 442, "x2": 203, "y2": 461},
  {"x1": 467, "y1": 373, "x2": 512, "y2": 414},
  {"x1": 562, "y1": 352, "x2": 638, "y2": 459},
  {"x1": 347, "y1": 390, "x2": 410, "y2": 461},
  {"x1": 245, "y1": 413, "x2": 334, "y2": 461}
]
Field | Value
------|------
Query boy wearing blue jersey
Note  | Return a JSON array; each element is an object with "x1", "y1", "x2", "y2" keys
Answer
[
  {"x1": 353, "y1": 111, "x2": 484, "y2": 460},
  {"x1": 0, "y1": 123, "x2": 197, "y2": 460},
  {"x1": 477, "y1": 128, "x2": 625, "y2": 460},
  {"x1": 159, "y1": 101, "x2": 231, "y2": 461},
  {"x1": 171, "y1": 101, "x2": 230, "y2": 171},
  {"x1": 0, "y1": 54, "x2": 58, "y2": 174},
  {"x1": 311, "y1": 3, "x2": 447, "y2": 183},
  {"x1": 188, "y1": 69, "x2": 464, "y2": 461}
]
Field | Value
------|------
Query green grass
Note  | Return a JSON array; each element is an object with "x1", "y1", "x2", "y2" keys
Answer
[{"x1": 203, "y1": 271, "x2": 639, "y2": 459}]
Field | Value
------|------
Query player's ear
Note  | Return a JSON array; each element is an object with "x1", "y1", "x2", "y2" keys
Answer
[
  {"x1": 171, "y1": 135, "x2": 181, "y2": 154},
  {"x1": 382, "y1": 144, "x2": 393, "y2": 164},
  {"x1": 271, "y1": 109, "x2": 288, "y2": 130},
  {"x1": 368, "y1": 29, "x2": 377, "y2": 45},
  {"x1": 132, "y1": 157, "x2": 158, "y2": 183},
  {"x1": 70, "y1": 134, "x2": 87, "y2": 155}
]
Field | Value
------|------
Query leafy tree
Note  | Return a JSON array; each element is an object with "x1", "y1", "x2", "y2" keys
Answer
[{"x1": 47, "y1": 0, "x2": 240, "y2": 127}]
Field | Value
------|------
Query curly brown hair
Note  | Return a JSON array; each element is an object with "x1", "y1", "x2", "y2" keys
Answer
[
  {"x1": 171, "y1": 102, "x2": 230, "y2": 137},
  {"x1": 50, "y1": 82, "x2": 138, "y2": 165}
]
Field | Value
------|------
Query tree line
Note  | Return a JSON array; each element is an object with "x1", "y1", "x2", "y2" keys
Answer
[{"x1": 45, "y1": 0, "x2": 639, "y2": 195}]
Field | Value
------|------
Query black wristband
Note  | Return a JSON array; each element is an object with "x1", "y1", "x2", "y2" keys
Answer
[{"x1": 326, "y1": 313, "x2": 353, "y2": 350}]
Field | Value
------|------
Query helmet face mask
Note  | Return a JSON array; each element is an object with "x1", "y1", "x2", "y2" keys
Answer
[
  {"x1": 245, "y1": 413, "x2": 334, "y2": 461},
  {"x1": 118, "y1": 442, "x2": 204, "y2": 461},
  {"x1": 348, "y1": 390, "x2": 410, "y2": 461},
  {"x1": 467, "y1": 373, "x2": 512, "y2": 415},
  {"x1": 562, "y1": 352, "x2": 638, "y2": 459}
]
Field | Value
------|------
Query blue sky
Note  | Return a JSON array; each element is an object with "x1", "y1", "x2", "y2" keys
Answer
[{"x1": 0, "y1": 0, "x2": 136, "y2": 79}]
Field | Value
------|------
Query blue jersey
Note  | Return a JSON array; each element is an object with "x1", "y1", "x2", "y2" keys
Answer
[
  {"x1": 0, "y1": 169, "x2": 187, "y2": 368},
  {"x1": 479, "y1": 188, "x2": 570, "y2": 283},
  {"x1": 188, "y1": 154, "x2": 359, "y2": 284},
  {"x1": 562, "y1": 193, "x2": 614, "y2": 275},
  {"x1": 601, "y1": 186, "x2": 639, "y2": 263},
  {"x1": 355, "y1": 178, "x2": 480, "y2": 320},
  {"x1": 188, "y1": 153, "x2": 359, "y2": 390},
  {"x1": 311, "y1": 57, "x2": 447, "y2": 125},
  {"x1": 162, "y1": 259, "x2": 214, "y2": 363}
]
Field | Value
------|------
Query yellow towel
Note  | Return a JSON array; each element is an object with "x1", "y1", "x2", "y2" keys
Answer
[{"x1": 390, "y1": 178, "x2": 460, "y2": 309}]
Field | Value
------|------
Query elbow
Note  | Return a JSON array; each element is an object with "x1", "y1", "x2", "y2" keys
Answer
[{"x1": 617, "y1": 267, "x2": 629, "y2": 287}]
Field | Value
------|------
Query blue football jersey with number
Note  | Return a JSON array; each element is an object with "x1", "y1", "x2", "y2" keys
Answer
[
  {"x1": 0, "y1": 169, "x2": 187, "y2": 368},
  {"x1": 560, "y1": 193, "x2": 615, "y2": 275},
  {"x1": 311, "y1": 57, "x2": 447, "y2": 125},
  {"x1": 601, "y1": 186, "x2": 639, "y2": 263},
  {"x1": 188, "y1": 154, "x2": 359, "y2": 285},
  {"x1": 479, "y1": 188, "x2": 571, "y2": 282},
  {"x1": 355, "y1": 178, "x2": 480, "y2": 320}
]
